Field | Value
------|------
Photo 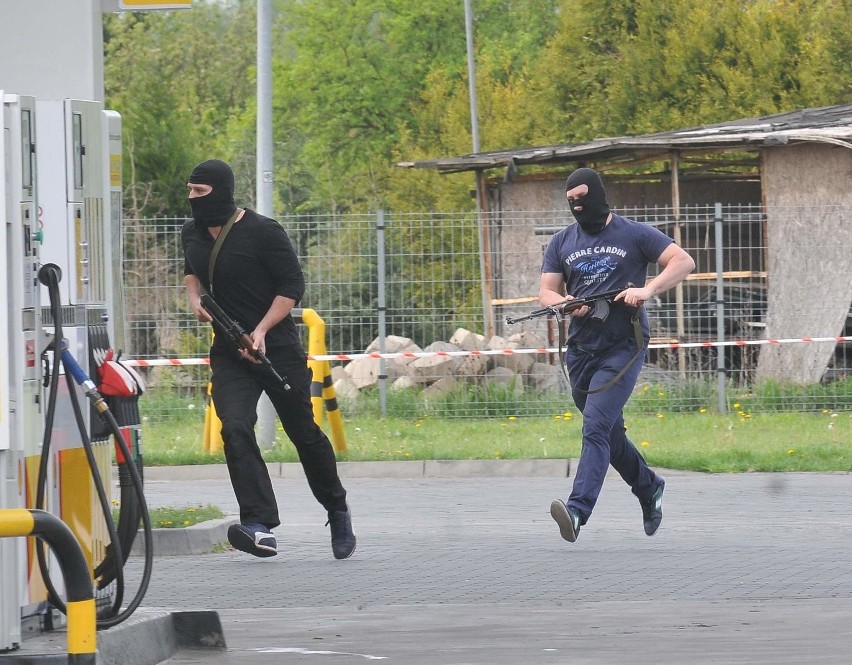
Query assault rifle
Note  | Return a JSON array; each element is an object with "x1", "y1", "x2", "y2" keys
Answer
[
  {"x1": 200, "y1": 293, "x2": 291, "y2": 390},
  {"x1": 505, "y1": 284, "x2": 633, "y2": 325}
]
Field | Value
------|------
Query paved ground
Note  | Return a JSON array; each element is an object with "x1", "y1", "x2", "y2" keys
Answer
[
  {"x1": 124, "y1": 468, "x2": 852, "y2": 664},
  {"x1": 7, "y1": 465, "x2": 850, "y2": 664}
]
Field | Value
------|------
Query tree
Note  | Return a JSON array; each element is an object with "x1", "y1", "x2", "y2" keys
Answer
[{"x1": 104, "y1": 1, "x2": 256, "y2": 217}]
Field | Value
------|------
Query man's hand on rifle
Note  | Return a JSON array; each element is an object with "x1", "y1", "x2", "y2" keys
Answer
[
  {"x1": 191, "y1": 297, "x2": 213, "y2": 323},
  {"x1": 239, "y1": 328, "x2": 268, "y2": 365},
  {"x1": 613, "y1": 285, "x2": 651, "y2": 308},
  {"x1": 560, "y1": 295, "x2": 591, "y2": 318}
]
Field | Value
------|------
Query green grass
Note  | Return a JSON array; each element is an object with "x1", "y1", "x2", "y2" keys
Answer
[
  {"x1": 112, "y1": 504, "x2": 225, "y2": 528},
  {"x1": 141, "y1": 405, "x2": 852, "y2": 473}
]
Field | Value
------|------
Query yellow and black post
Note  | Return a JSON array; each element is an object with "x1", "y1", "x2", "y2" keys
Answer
[
  {"x1": 0, "y1": 509, "x2": 96, "y2": 664},
  {"x1": 298, "y1": 308, "x2": 347, "y2": 452},
  {"x1": 201, "y1": 307, "x2": 347, "y2": 453}
]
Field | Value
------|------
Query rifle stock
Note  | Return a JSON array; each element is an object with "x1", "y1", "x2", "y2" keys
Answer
[{"x1": 200, "y1": 294, "x2": 290, "y2": 390}]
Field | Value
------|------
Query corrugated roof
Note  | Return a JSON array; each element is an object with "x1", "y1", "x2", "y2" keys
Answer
[{"x1": 397, "y1": 103, "x2": 852, "y2": 174}]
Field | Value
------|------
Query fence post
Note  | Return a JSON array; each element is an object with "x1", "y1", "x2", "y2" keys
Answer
[
  {"x1": 714, "y1": 203, "x2": 728, "y2": 414},
  {"x1": 0, "y1": 509, "x2": 96, "y2": 664},
  {"x1": 376, "y1": 210, "x2": 388, "y2": 418}
]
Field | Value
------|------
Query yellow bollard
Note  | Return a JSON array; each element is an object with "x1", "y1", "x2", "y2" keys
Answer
[
  {"x1": 300, "y1": 308, "x2": 347, "y2": 453},
  {"x1": 0, "y1": 509, "x2": 97, "y2": 664},
  {"x1": 202, "y1": 309, "x2": 347, "y2": 454},
  {"x1": 202, "y1": 378, "x2": 224, "y2": 455}
]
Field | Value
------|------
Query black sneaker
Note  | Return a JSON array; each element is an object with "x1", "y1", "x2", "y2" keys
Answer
[
  {"x1": 550, "y1": 500, "x2": 581, "y2": 542},
  {"x1": 227, "y1": 523, "x2": 278, "y2": 558},
  {"x1": 642, "y1": 479, "x2": 665, "y2": 536},
  {"x1": 326, "y1": 508, "x2": 356, "y2": 559}
]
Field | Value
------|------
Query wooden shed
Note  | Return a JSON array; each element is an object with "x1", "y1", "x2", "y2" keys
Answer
[{"x1": 399, "y1": 104, "x2": 852, "y2": 383}]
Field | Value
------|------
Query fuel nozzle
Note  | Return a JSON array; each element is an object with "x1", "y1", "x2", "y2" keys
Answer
[{"x1": 59, "y1": 339, "x2": 109, "y2": 414}]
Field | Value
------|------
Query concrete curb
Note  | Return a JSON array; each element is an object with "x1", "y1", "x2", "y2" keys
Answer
[
  {"x1": 0, "y1": 610, "x2": 225, "y2": 665},
  {"x1": 142, "y1": 458, "x2": 572, "y2": 482},
  {"x1": 130, "y1": 517, "x2": 234, "y2": 557}
]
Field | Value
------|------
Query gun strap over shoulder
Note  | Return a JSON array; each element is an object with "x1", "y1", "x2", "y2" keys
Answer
[{"x1": 207, "y1": 209, "x2": 241, "y2": 295}]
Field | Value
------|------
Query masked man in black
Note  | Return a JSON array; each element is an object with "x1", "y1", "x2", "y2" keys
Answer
[
  {"x1": 541, "y1": 167, "x2": 695, "y2": 542},
  {"x1": 181, "y1": 159, "x2": 356, "y2": 559}
]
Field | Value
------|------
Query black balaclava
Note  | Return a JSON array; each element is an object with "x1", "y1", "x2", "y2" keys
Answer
[
  {"x1": 565, "y1": 167, "x2": 610, "y2": 234},
  {"x1": 188, "y1": 159, "x2": 238, "y2": 228}
]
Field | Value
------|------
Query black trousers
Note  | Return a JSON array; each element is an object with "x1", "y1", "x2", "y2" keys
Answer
[{"x1": 210, "y1": 344, "x2": 347, "y2": 529}]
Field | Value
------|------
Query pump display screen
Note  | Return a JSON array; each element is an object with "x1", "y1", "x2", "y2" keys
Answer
[
  {"x1": 72, "y1": 112, "x2": 83, "y2": 189},
  {"x1": 20, "y1": 109, "x2": 33, "y2": 192}
]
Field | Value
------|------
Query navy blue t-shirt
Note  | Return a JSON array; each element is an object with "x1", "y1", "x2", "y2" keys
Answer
[{"x1": 541, "y1": 214, "x2": 673, "y2": 350}]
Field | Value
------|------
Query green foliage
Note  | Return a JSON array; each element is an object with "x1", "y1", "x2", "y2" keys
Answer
[
  {"x1": 630, "y1": 377, "x2": 852, "y2": 414},
  {"x1": 104, "y1": 0, "x2": 852, "y2": 217},
  {"x1": 104, "y1": 2, "x2": 257, "y2": 216},
  {"x1": 741, "y1": 377, "x2": 852, "y2": 412},
  {"x1": 427, "y1": 382, "x2": 567, "y2": 418}
]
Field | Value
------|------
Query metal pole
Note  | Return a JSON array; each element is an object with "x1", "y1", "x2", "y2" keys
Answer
[
  {"x1": 377, "y1": 210, "x2": 388, "y2": 418},
  {"x1": 671, "y1": 152, "x2": 686, "y2": 380},
  {"x1": 464, "y1": 0, "x2": 494, "y2": 337},
  {"x1": 715, "y1": 203, "x2": 727, "y2": 414},
  {"x1": 257, "y1": 0, "x2": 274, "y2": 215},
  {"x1": 255, "y1": 0, "x2": 277, "y2": 447},
  {"x1": 464, "y1": 0, "x2": 480, "y2": 153}
]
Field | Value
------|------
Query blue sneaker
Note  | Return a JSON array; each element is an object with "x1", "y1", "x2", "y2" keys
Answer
[
  {"x1": 227, "y1": 523, "x2": 278, "y2": 558},
  {"x1": 642, "y1": 479, "x2": 665, "y2": 536},
  {"x1": 550, "y1": 500, "x2": 581, "y2": 543}
]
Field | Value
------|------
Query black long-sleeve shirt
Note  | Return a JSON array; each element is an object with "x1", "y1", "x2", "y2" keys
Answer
[{"x1": 182, "y1": 209, "x2": 305, "y2": 351}]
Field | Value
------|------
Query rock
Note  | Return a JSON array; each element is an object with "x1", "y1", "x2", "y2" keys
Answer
[{"x1": 407, "y1": 341, "x2": 461, "y2": 385}]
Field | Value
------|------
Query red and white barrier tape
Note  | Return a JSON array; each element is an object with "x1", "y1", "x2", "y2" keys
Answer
[{"x1": 123, "y1": 335, "x2": 852, "y2": 367}]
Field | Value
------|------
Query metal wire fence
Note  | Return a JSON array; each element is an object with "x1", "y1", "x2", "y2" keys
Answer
[{"x1": 123, "y1": 204, "x2": 852, "y2": 421}]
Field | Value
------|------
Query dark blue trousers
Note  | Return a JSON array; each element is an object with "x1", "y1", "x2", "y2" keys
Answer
[
  {"x1": 565, "y1": 337, "x2": 659, "y2": 523},
  {"x1": 210, "y1": 345, "x2": 347, "y2": 529}
]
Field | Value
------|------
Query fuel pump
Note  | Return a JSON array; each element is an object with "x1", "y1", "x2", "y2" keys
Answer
[
  {"x1": 1, "y1": 92, "x2": 152, "y2": 654},
  {"x1": 1, "y1": 91, "x2": 41, "y2": 651}
]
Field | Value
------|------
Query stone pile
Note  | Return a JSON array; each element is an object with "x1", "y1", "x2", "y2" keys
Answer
[{"x1": 331, "y1": 328, "x2": 565, "y2": 404}]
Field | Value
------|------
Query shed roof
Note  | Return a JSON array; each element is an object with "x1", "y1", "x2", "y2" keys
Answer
[{"x1": 397, "y1": 103, "x2": 852, "y2": 175}]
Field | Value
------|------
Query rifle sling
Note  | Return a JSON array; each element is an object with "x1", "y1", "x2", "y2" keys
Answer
[
  {"x1": 207, "y1": 209, "x2": 241, "y2": 295},
  {"x1": 559, "y1": 308, "x2": 645, "y2": 396}
]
